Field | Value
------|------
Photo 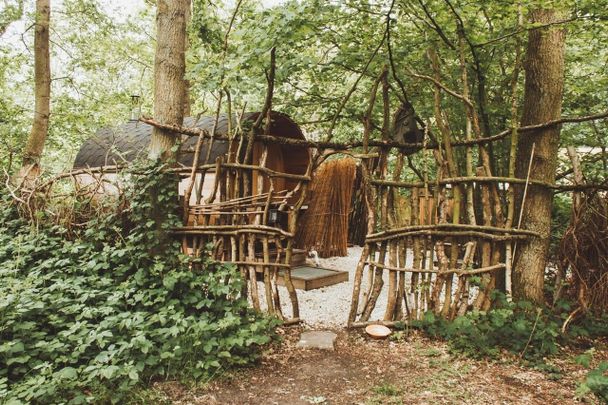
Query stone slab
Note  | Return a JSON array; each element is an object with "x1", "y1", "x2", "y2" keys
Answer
[{"x1": 296, "y1": 331, "x2": 337, "y2": 350}]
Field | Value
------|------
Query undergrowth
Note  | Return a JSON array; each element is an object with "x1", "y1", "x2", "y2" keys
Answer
[
  {"x1": 407, "y1": 292, "x2": 608, "y2": 401},
  {"x1": 411, "y1": 293, "x2": 607, "y2": 363},
  {"x1": 578, "y1": 362, "x2": 608, "y2": 402},
  {"x1": 0, "y1": 162, "x2": 279, "y2": 404},
  {"x1": 575, "y1": 350, "x2": 608, "y2": 402}
]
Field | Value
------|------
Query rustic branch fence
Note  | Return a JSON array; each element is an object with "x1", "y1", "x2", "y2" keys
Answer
[
  {"x1": 12, "y1": 55, "x2": 608, "y2": 327},
  {"x1": 142, "y1": 100, "x2": 608, "y2": 328}
]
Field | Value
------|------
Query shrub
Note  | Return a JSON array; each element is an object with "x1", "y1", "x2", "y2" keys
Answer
[
  {"x1": 578, "y1": 362, "x2": 608, "y2": 402},
  {"x1": 411, "y1": 292, "x2": 608, "y2": 368},
  {"x1": 411, "y1": 293, "x2": 573, "y2": 364},
  {"x1": 0, "y1": 162, "x2": 278, "y2": 403},
  {"x1": 576, "y1": 351, "x2": 608, "y2": 402}
]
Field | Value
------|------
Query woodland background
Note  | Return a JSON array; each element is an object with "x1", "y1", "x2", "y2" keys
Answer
[{"x1": 1, "y1": 0, "x2": 608, "y2": 403}]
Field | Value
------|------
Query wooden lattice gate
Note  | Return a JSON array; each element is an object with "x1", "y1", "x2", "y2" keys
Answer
[
  {"x1": 346, "y1": 151, "x2": 538, "y2": 327},
  {"x1": 159, "y1": 101, "x2": 539, "y2": 327}
]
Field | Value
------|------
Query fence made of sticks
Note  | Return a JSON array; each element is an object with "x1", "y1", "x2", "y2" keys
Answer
[
  {"x1": 143, "y1": 91, "x2": 607, "y2": 328},
  {"x1": 21, "y1": 49, "x2": 604, "y2": 328}
]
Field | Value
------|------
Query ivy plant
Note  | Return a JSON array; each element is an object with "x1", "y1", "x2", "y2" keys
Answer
[{"x1": 0, "y1": 161, "x2": 279, "y2": 404}]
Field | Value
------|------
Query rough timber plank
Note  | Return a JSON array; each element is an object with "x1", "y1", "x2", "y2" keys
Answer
[{"x1": 277, "y1": 266, "x2": 349, "y2": 291}]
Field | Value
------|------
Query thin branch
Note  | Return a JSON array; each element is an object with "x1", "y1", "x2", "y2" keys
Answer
[
  {"x1": 252, "y1": 47, "x2": 276, "y2": 131},
  {"x1": 324, "y1": 0, "x2": 395, "y2": 142},
  {"x1": 224, "y1": 0, "x2": 243, "y2": 51},
  {"x1": 386, "y1": 4, "x2": 408, "y2": 103},
  {"x1": 444, "y1": 0, "x2": 491, "y2": 136},
  {"x1": 519, "y1": 110, "x2": 608, "y2": 131},
  {"x1": 407, "y1": 70, "x2": 475, "y2": 109},
  {"x1": 141, "y1": 109, "x2": 608, "y2": 152},
  {"x1": 407, "y1": 155, "x2": 424, "y2": 181},
  {"x1": 474, "y1": 17, "x2": 577, "y2": 48},
  {"x1": 415, "y1": 0, "x2": 456, "y2": 50}
]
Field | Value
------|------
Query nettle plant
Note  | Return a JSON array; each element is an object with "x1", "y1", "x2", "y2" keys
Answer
[{"x1": 0, "y1": 161, "x2": 279, "y2": 404}]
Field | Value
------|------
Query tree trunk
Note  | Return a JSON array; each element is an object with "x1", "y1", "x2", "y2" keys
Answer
[
  {"x1": 148, "y1": 0, "x2": 189, "y2": 161},
  {"x1": 18, "y1": 0, "x2": 50, "y2": 184},
  {"x1": 513, "y1": 8, "x2": 566, "y2": 304},
  {"x1": 183, "y1": 1, "x2": 192, "y2": 117},
  {"x1": 147, "y1": 0, "x2": 189, "y2": 258}
]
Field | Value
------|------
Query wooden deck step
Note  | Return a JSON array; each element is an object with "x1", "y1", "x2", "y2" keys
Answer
[{"x1": 277, "y1": 266, "x2": 349, "y2": 291}]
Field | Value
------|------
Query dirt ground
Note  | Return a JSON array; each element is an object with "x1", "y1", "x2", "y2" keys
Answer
[{"x1": 145, "y1": 326, "x2": 607, "y2": 405}]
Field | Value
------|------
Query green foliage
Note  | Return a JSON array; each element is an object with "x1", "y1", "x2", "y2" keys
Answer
[
  {"x1": 4, "y1": 0, "x2": 608, "y2": 186},
  {"x1": 412, "y1": 293, "x2": 608, "y2": 371},
  {"x1": 578, "y1": 362, "x2": 608, "y2": 402},
  {"x1": 411, "y1": 294, "x2": 581, "y2": 364},
  {"x1": 576, "y1": 349, "x2": 608, "y2": 403},
  {"x1": 0, "y1": 162, "x2": 278, "y2": 403},
  {"x1": 372, "y1": 382, "x2": 400, "y2": 396},
  {"x1": 0, "y1": 0, "x2": 154, "y2": 174}
]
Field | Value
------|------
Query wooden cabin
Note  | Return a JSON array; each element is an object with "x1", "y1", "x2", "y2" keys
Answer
[{"x1": 72, "y1": 111, "x2": 311, "y2": 206}]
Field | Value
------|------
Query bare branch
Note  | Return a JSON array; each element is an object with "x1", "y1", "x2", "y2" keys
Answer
[
  {"x1": 415, "y1": 0, "x2": 456, "y2": 50},
  {"x1": 407, "y1": 70, "x2": 475, "y2": 109}
]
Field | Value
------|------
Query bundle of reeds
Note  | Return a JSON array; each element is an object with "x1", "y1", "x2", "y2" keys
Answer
[{"x1": 297, "y1": 157, "x2": 357, "y2": 257}]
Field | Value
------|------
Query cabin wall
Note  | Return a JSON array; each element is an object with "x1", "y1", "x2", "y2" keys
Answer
[
  {"x1": 178, "y1": 173, "x2": 217, "y2": 205},
  {"x1": 75, "y1": 173, "x2": 121, "y2": 196},
  {"x1": 252, "y1": 142, "x2": 285, "y2": 193}
]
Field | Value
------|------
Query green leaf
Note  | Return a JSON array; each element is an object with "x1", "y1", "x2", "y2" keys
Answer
[
  {"x1": 128, "y1": 370, "x2": 139, "y2": 381},
  {"x1": 575, "y1": 351, "x2": 594, "y2": 368},
  {"x1": 100, "y1": 365, "x2": 120, "y2": 380},
  {"x1": 55, "y1": 366, "x2": 78, "y2": 380}
]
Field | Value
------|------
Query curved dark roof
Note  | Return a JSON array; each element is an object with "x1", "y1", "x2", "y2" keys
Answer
[{"x1": 73, "y1": 111, "x2": 305, "y2": 169}]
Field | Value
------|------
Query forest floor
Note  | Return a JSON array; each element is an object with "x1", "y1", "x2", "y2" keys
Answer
[{"x1": 143, "y1": 326, "x2": 607, "y2": 405}]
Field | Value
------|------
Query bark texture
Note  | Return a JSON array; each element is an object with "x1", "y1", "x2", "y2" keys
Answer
[
  {"x1": 182, "y1": 1, "x2": 192, "y2": 117},
  {"x1": 149, "y1": 0, "x2": 189, "y2": 161},
  {"x1": 19, "y1": 0, "x2": 50, "y2": 182},
  {"x1": 513, "y1": 8, "x2": 566, "y2": 303}
]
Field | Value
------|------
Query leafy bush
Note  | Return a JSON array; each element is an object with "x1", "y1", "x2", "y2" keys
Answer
[
  {"x1": 411, "y1": 292, "x2": 608, "y2": 368},
  {"x1": 575, "y1": 350, "x2": 608, "y2": 402},
  {"x1": 411, "y1": 294, "x2": 568, "y2": 363},
  {"x1": 0, "y1": 163, "x2": 278, "y2": 403},
  {"x1": 577, "y1": 362, "x2": 608, "y2": 402}
]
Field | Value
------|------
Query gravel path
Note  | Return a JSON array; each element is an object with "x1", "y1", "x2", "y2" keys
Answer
[
  {"x1": 257, "y1": 246, "x2": 391, "y2": 327},
  {"x1": 254, "y1": 246, "x2": 467, "y2": 327}
]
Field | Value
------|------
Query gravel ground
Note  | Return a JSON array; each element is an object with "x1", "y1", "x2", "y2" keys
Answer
[
  {"x1": 256, "y1": 246, "x2": 391, "y2": 327},
  {"x1": 254, "y1": 246, "x2": 468, "y2": 327}
]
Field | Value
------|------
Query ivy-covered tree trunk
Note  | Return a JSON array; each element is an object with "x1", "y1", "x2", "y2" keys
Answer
[
  {"x1": 148, "y1": 0, "x2": 189, "y2": 256},
  {"x1": 18, "y1": 0, "x2": 50, "y2": 184},
  {"x1": 513, "y1": 8, "x2": 566, "y2": 304},
  {"x1": 148, "y1": 0, "x2": 189, "y2": 161}
]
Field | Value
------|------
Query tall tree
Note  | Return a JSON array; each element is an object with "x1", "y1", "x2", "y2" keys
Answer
[
  {"x1": 149, "y1": 0, "x2": 189, "y2": 161},
  {"x1": 147, "y1": 0, "x2": 190, "y2": 259},
  {"x1": 513, "y1": 8, "x2": 567, "y2": 303},
  {"x1": 18, "y1": 0, "x2": 50, "y2": 184},
  {"x1": 183, "y1": 2, "x2": 192, "y2": 117}
]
